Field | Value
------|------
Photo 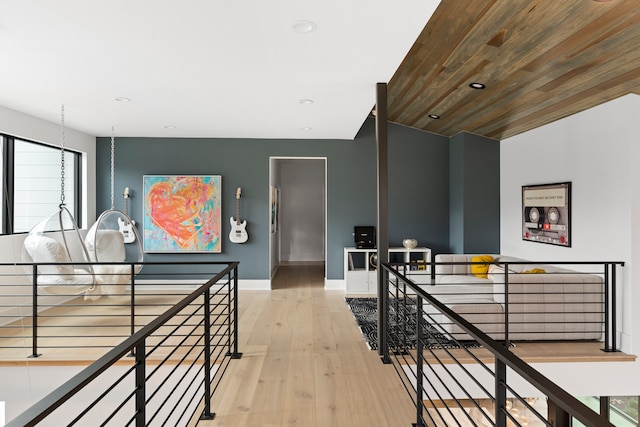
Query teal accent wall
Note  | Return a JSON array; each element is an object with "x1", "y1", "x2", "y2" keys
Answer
[
  {"x1": 96, "y1": 118, "x2": 486, "y2": 280},
  {"x1": 449, "y1": 132, "x2": 500, "y2": 254}
]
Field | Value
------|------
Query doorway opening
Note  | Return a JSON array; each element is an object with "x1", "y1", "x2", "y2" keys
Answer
[{"x1": 269, "y1": 157, "x2": 327, "y2": 288}]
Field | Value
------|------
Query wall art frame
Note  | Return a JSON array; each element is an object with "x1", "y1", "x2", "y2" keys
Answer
[
  {"x1": 522, "y1": 181, "x2": 571, "y2": 247},
  {"x1": 143, "y1": 175, "x2": 222, "y2": 253}
]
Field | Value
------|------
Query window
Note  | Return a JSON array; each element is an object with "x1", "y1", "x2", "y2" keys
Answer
[
  {"x1": 1, "y1": 135, "x2": 81, "y2": 234},
  {"x1": 610, "y1": 396, "x2": 638, "y2": 426},
  {"x1": 575, "y1": 396, "x2": 639, "y2": 426}
]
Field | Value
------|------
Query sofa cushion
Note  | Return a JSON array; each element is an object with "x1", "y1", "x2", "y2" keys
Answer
[
  {"x1": 435, "y1": 254, "x2": 476, "y2": 277},
  {"x1": 431, "y1": 254, "x2": 605, "y2": 341},
  {"x1": 522, "y1": 268, "x2": 546, "y2": 274},
  {"x1": 436, "y1": 275, "x2": 493, "y2": 285},
  {"x1": 435, "y1": 254, "x2": 499, "y2": 282},
  {"x1": 425, "y1": 283, "x2": 495, "y2": 296},
  {"x1": 471, "y1": 255, "x2": 494, "y2": 278},
  {"x1": 423, "y1": 296, "x2": 505, "y2": 341},
  {"x1": 491, "y1": 256, "x2": 528, "y2": 273},
  {"x1": 487, "y1": 264, "x2": 508, "y2": 281}
]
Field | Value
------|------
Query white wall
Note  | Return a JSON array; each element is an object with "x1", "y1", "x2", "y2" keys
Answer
[
  {"x1": 0, "y1": 103, "x2": 96, "y2": 247},
  {"x1": 0, "y1": 106, "x2": 96, "y2": 318},
  {"x1": 501, "y1": 94, "x2": 640, "y2": 396},
  {"x1": 0, "y1": 105, "x2": 96, "y2": 262}
]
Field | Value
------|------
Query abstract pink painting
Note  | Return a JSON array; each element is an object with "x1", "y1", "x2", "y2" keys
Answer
[{"x1": 143, "y1": 175, "x2": 222, "y2": 252}]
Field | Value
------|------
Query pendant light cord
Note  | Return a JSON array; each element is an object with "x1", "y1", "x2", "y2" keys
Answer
[
  {"x1": 60, "y1": 105, "x2": 66, "y2": 207},
  {"x1": 110, "y1": 126, "x2": 115, "y2": 210}
]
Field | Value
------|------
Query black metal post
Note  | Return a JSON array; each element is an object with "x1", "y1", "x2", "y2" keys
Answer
[
  {"x1": 600, "y1": 396, "x2": 610, "y2": 421},
  {"x1": 414, "y1": 297, "x2": 425, "y2": 427},
  {"x1": 548, "y1": 399, "x2": 571, "y2": 427},
  {"x1": 134, "y1": 340, "x2": 146, "y2": 427},
  {"x1": 403, "y1": 280, "x2": 409, "y2": 351},
  {"x1": 30, "y1": 264, "x2": 41, "y2": 358},
  {"x1": 130, "y1": 264, "x2": 136, "y2": 337},
  {"x1": 128, "y1": 264, "x2": 136, "y2": 358},
  {"x1": 200, "y1": 288, "x2": 215, "y2": 420},
  {"x1": 602, "y1": 263, "x2": 619, "y2": 353},
  {"x1": 504, "y1": 265, "x2": 510, "y2": 348},
  {"x1": 603, "y1": 264, "x2": 610, "y2": 352},
  {"x1": 226, "y1": 269, "x2": 232, "y2": 357},
  {"x1": 376, "y1": 82, "x2": 390, "y2": 363},
  {"x1": 611, "y1": 264, "x2": 617, "y2": 352},
  {"x1": 495, "y1": 358, "x2": 507, "y2": 427},
  {"x1": 393, "y1": 274, "x2": 403, "y2": 352},
  {"x1": 230, "y1": 266, "x2": 242, "y2": 359}
]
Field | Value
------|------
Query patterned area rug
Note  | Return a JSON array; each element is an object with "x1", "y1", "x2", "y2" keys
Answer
[{"x1": 345, "y1": 297, "x2": 484, "y2": 351}]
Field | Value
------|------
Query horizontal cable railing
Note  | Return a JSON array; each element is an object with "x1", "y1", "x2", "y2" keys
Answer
[
  {"x1": 3, "y1": 261, "x2": 241, "y2": 426},
  {"x1": 419, "y1": 260, "x2": 623, "y2": 352},
  {"x1": 0, "y1": 261, "x2": 237, "y2": 359},
  {"x1": 382, "y1": 261, "x2": 621, "y2": 427}
]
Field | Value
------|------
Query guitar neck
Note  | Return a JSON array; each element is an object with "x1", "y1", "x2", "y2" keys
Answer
[{"x1": 124, "y1": 187, "x2": 130, "y2": 216}]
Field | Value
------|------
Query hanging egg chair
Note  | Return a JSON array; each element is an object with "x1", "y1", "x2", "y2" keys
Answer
[
  {"x1": 85, "y1": 126, "x2": 144, "y2": 294},
  {"x1": 22, "y1": 105, "x2": 95, "y2": 295}
]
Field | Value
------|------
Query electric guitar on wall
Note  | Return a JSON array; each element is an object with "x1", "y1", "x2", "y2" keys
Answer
[
  {"x1": 118, "y1": 186, "x2": 136, "y2": 244},
  {"x1": 229, "y1": 187, "x2": 248, "y2": 244}
]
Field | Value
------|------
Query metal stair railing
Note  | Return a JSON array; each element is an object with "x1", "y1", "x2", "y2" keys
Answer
[
  {"x1": 0, "y1": 261, "x2": 237, "y2": 358},
  {"x1": 4, "y1": 261, "x2": 240, "y2": 427},
  {"x1": 381, "y1": 261, "x2": 617, "y2": 427}
]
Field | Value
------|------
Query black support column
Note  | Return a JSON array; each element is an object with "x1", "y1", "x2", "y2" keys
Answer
[{"x1": 376, "y1": 82, "x2": 390, "y2": 361}]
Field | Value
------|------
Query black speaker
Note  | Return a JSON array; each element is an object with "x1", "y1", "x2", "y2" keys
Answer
[{"x1": 354, "y1": 226, "x2": 376, "y2": 249}]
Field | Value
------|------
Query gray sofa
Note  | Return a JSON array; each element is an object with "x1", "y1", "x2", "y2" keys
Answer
[{"x1": 425, "y1": 254, "x2": 604, "y2": 341}]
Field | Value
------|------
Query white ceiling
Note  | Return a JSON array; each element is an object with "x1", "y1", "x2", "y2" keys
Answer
[{"x1": 0, "y1": 1, "x2": 440, "y2": 139}]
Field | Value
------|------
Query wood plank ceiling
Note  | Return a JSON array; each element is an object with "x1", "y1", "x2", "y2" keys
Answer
[{"x1": 388, "y1": 0, "x2": 640, "y2": 141}]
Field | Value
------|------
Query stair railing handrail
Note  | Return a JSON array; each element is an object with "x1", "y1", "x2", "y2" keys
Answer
[
  {"x1": 381, "y1": 262, "x2": 616, "y2": 427},
  {"x1": 5, "y1": 261, "x2": 239, "y2": 427}
]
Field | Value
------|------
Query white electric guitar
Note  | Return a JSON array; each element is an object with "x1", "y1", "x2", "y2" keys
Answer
[
  {"x1": 229, "y1": 187, "x2": 248, "y2": 243},
  {"x1": 118, "y1": 187, "x2": 136, "y2": 244}
]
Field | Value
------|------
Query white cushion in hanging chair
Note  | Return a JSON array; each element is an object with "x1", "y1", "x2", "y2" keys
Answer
[
  {"x1": 23, "y1": 235, "x2": 74, "y2": 276},
  {"x1": 85, "y1": 226, "x2": 132, "y2": 293},
  {"x1": 85, "y1": 228, "x2": 126, "y2": 262},
  {"x1": 23, "y1": 234, "x2": 94, "y2": 291}
]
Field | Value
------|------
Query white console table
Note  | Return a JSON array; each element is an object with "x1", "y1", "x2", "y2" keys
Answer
[{"x1": 344, "y1": 246, "x2": 431, "y2": 294}]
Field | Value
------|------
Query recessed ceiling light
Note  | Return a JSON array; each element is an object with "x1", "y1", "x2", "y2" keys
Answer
[
  {"x1": 164, "y1": 125, "x2": 176, "y2": 129},
  {"x1": 292, "y1": 20, "x2": 317, "y2": 33},
  {"x1": 115, "y1": 97, "x2": 131, "y2": 102},
  {"x1": 428, "y1": 114, "x2": 440, "y2": 119},
  {"x1": 469, "y1": 82, "x2": 486, "y2": 90},
  {"x1": 300, "y1": 127, "x2": 312, "y2": 131},
  {"x1": 298, "y1": 99, "x2": 314, "y2": 105}
]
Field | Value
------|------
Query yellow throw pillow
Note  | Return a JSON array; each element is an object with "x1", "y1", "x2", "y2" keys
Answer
[
  {"x1": 521, "y1": 268, "x2": 546, "y2": 274},
  {"x1": 471, "y1": 255, "x2": 494, "y2": 279}
]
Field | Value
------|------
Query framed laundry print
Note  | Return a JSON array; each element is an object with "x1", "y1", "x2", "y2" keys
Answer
[{"x1": 143, "y1": 175, "x2": 222, "y2": 252}]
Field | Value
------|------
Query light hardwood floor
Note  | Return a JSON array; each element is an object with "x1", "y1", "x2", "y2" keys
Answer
[
  {"x1": 0, "y1": 263, "x2": 633, "y2": 425},
  {"x1": 200, "y1": 262, "x2": 635, "y2": 426},
  {"x1": 200, "y1": 262, "x2": 417, "y2": 426}
]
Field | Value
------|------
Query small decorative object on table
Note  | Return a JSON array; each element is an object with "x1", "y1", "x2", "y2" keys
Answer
[
  {"x1": 402, "y1": 238, "x2": 418, "y2": 249},
  {"x1": 369, "y1": 253, "x2": 378, "y2": 269}
]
